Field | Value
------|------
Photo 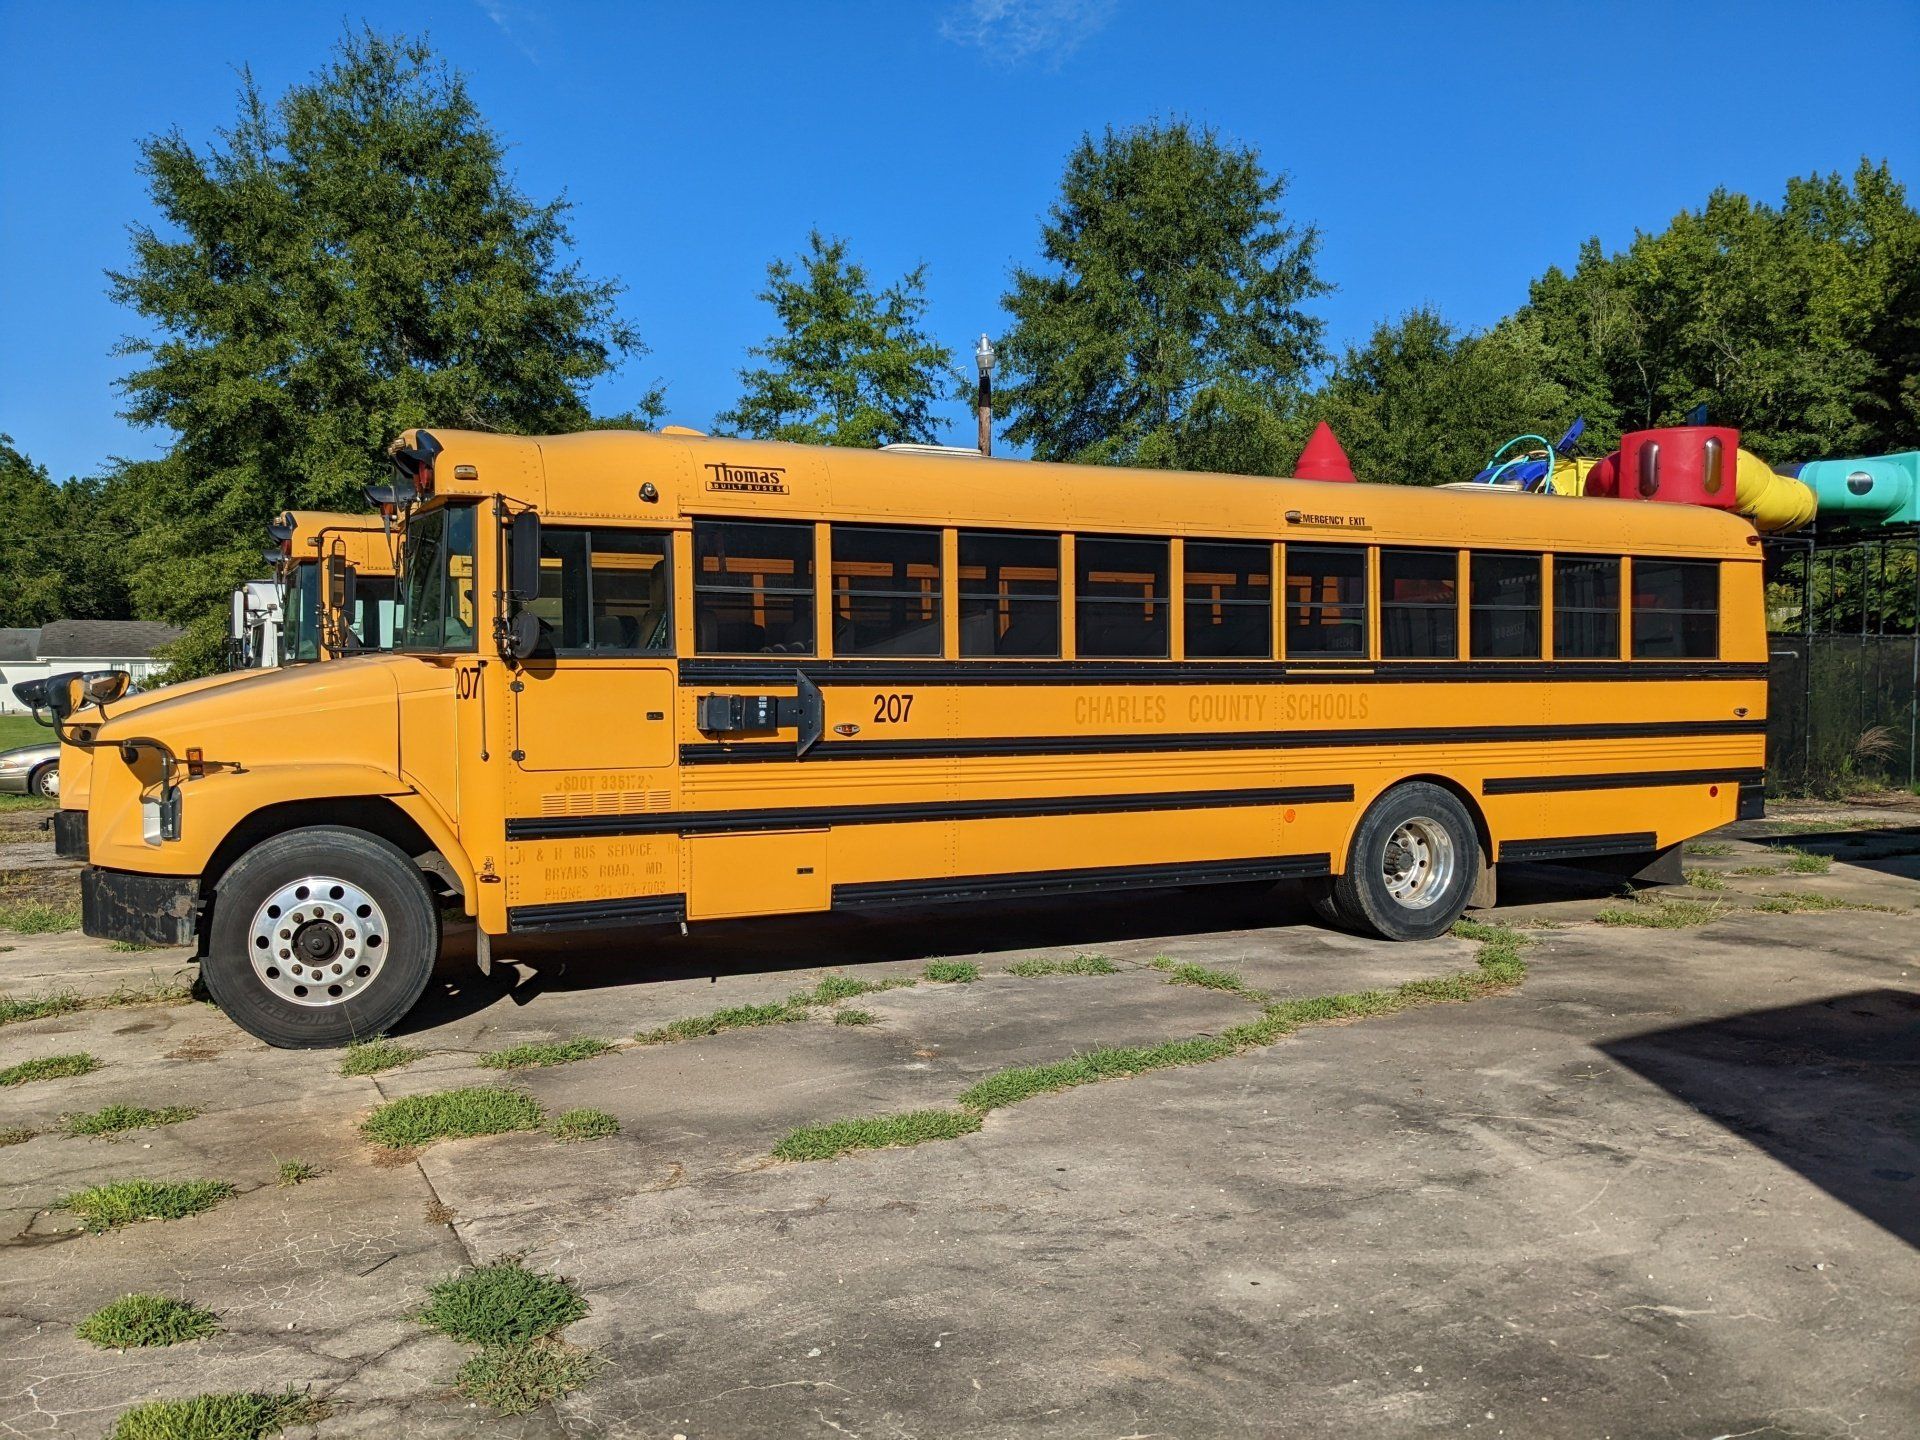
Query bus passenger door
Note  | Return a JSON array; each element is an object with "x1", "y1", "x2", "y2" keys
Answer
[{"x1": 508, "y1": 529, "x2": 681, "y2": 910}]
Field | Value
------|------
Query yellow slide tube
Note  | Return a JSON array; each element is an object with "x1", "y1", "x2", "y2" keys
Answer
[{"x1": 1734, "y1": 448, "x2": 1817, "y2": 533}]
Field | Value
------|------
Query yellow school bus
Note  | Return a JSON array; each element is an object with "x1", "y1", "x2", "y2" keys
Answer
[
  {"x1": 35, "y1": 427, "x2": 1765, "y2": 1046},
  {"x1": 272, "y1": 510, "x2": 403, "y2": 663}
]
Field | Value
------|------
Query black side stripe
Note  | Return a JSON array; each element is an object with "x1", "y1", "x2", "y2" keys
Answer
[
  {"x1": 680, "y1": 658, "x2": 1767, "y2": 688},
  {"x1": 833, "y1": 854, "x2": 1332, "y2": 910},
  {"x1": 506, "y1": 783, "x2": 1354, "y2": 842},
  {"x1": 1499, "y1": 832, "x2": 1658, "y2": 863},
  {"x1": 507, "y1": 892, "x2": 687, "y2": 933},
  {"x1": 681, "y1": 717, "x2": 1768, "y2": 766},
  {"x1": 1483, "y1": 767, "x2": 1764, "y2": 796}
]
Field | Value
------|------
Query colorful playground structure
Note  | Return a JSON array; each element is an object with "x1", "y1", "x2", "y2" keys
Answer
[{"x1": 1283, "y1": 416, "x2": 1915, "y2": 538}]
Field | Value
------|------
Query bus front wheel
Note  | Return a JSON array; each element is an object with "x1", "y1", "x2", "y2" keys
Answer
[
  {"x1": 203, "y1": 826, "x2": 440, "y2": 1048},
  {"x1": 1311, "y1": 783, "x2": 1477, "y2": 942}
]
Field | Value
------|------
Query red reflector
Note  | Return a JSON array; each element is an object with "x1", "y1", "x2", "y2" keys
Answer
[
  {"x1": 185, "y1": 747, "x2": 206, "y2": 779},
  {"x1": 414, "y1": 461, "x2": 434, "y2": 497},
  {"x1": 1709, "y1": 785, "x2": 1719, "y2": 797}
]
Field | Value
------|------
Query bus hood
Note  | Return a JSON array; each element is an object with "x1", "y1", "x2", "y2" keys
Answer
[{"x1": 91, "y1": 654, "x2": 429, "y2": 773}]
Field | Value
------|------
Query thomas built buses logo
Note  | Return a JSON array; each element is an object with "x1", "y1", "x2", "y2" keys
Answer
[{"x1": 704, "y1": 462, "x2": 789, "y2": 495}]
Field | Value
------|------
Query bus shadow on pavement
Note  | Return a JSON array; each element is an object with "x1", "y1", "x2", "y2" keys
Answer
[
  {"x1": 1600, "y1": 988, "x2": 1920, "y2": 1248},
  {"x1": 400, "y1": 881, "x2": 1335, "y2": 1031}
]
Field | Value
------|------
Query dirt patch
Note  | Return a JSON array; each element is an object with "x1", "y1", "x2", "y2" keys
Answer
[
  {"x1": 425, "y1": 1201, "x2": 456, "y2": 1225},
  {"x1": 0, "y1": 865, "x2": 80, "y2": 914},
  {"x1": 163, "y1": 1033, "x2": 242, "y2": 1062}
]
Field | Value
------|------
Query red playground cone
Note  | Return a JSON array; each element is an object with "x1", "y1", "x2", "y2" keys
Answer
[{"x1": 1293, "y1": 421, "x2": 1356, "y2": 482}]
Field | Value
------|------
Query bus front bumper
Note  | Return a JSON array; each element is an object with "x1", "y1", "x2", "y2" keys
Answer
[{"x1": 81, "y1": 867, "x2": 201, "y2": 948}]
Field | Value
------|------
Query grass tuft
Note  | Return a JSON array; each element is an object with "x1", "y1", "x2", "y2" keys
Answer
[
  {"x1": 922, "y1": 960, "x2": 980, "y2": 983},
  {"x1": 1730, "y1": 864, "x2": 1782, "y2": 876},
  {"x1": 104, "y1": 1391, "x2": 324, "y2": 1440},
  {"x1": 1752, "y1": 891, "x2": 1895, "y2": 915},
  {"x1": 457, "y1": 1337, "x2": 601, "y2": 1416},
  {"x1": 1684, "y1": 867, "x2": 1727, "y2": 891},
  {"x1": 0, "y1": 979, "x2": 195, "y2": 1029},
  {"x1": 276, "y1": 1159, "x2": 322, "y2": 1186},
  {"x1": 1005, "y1": 954, "x2": 1119, "y2": 977},
  {"x1": 1683, "y1": 840, "x2": 1735, "y2": 856},
  {"x1": 76, "y1": 1293, "x2": 222, "y2": 1349},
  {"x1": 0, "y1": 898, "x2": 82, "y2": 934},
  {"x1": 2, "y1": 1052, "x2": 99, "y2": 1087},
  {"x1": 360, "y1": 1086, "x2": 543, "y2": 1149},
  {"x1": 418, "y1": 1257, "x2": 587, "y2": 1346},
  {"x1": 1781, "y1": 847, "x2": 1833, "y2": 875},
  {"x1": 0, "y1": 1126, "x2": 34, "y2": 1146},
  {"x1": 61, "y1": 1103, "x2": 197, "y2": 1139},
  {"x1": 959, "y1": 1038, "x2": 1236, "y2": 1112},
  {"x1": 832, "y1": 1007, "x2": 878, "y2": 1026},
  {"x1": 1150, "y1": 957, "x2": 1257, "y2": 996},
  {"x1": 638, "y1": 1000, "x2": 803, "y2": 1044},
  {"x1": 338, "y1": 1035, "x2": 424, "y2": 1077},
  {"x1": 795, "y1": 973, "x2": 912, "y2": 1004},
  {"x1": 58, "y1": 1179, "x2": 235, "y2": 1233},
  {"x1": 478, "y1": 1037, "x2": 614, "y2": 1070},
  {"x1": 0, "y1": 990, "x2": 84, "y2": 1025},
  {"x1": 546, "y1": 1108, "x2": 619, "y2": 1142},
  {"x1": 773, "y1": 1108, "x2": 982, "y2": 1161},
  {"x1": 1594, "y1": 895, "x2": 1722, "y2": 929}
]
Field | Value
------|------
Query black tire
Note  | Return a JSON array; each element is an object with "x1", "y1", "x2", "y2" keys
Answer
[
  {"x1": 1300, "y1": 877, "x2": 1349, "y2": 930},
  {"x1": 28, "y1": 763, "x2": 58, "y2": 799},
  {"x1": 1322, "y1": 782, "x2": 1479, "y2": 941},
  {"x1": 202, "y1": 826, "x2": 439, "y2": 1048}
]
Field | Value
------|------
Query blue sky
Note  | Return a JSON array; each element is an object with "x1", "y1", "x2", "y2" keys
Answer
[{"x1": 2, "y1": 0, "x2": 1916, "y2": 482}]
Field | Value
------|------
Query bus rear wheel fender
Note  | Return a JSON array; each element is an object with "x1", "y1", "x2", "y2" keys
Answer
[
  {"x1": 1313, "y1": 781, "x2": 1480, "y2": 941},
  {"x1": 201, "y1": 825, "x2": 440, "y2": 1049}
]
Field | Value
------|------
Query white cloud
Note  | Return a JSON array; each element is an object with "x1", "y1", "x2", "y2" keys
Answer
[
  {"x1": 938, "y1": 0, "x2": 1117, "y2": 67},
  {"x1": 472, "y1": 0, "x2": 546, "y2": 66}
]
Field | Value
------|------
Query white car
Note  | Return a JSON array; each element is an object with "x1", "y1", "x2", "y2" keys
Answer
[{"x1": 0, "y1": 742, "x2": 59, "y2": 798}]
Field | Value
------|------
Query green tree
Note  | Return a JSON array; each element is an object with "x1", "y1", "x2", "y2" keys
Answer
[
  {"x1": 1521, "y1": 159, "x2": 1920, "y2": 463},
  {"x1": 717, "y1": 232, "x2": 962, "y2": 447},
  {"x1": 109, "y1": 29, "x2": 642, "y2": 674},
  {"x1": 999, "y1": 120, "x2": 1329, "y2": 472},
  {"x1": 1309, "y1": 308, "x2": 1571, "y2": 485},
  {"x1": 0, "y1": 438, "x2": 134, "y2": 628}
]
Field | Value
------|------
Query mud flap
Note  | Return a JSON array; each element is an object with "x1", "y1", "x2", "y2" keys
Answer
[{"x1": 80, "y1": 867, "x2": 200, "y2": 947}]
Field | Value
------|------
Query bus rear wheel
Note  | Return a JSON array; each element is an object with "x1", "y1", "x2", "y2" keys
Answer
[
  {"x1": 1313, "y1": 782, "x2": 1478, "y2": 941},
  {"x1": 203, "y1": 826, "x2": 439, "y2": 1048}
]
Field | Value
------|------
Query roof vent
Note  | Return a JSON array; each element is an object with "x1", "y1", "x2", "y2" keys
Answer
[{"x1": 879, "y1": 443, "x2": 986, "y2": 457}]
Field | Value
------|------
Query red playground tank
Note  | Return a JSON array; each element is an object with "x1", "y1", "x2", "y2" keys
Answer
[{"x1": 1615, "y1": 426, "x2": 1740, "y2": 510}]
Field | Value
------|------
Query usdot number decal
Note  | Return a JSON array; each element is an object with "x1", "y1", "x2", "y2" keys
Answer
[{"x1": 872, "y1": 692, "x2": 914, "y2": 724}]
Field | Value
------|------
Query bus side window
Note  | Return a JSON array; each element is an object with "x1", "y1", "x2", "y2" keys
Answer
[
  {"x1": 1284, "y1": 545, "x2": 1367, "y2": 658},
  {"x1": 1077, "y1": 536, "x2": 1170, "y2": 658},
  {"x1": 831, "y1": 526, "x2": 942, "y2": 657},
  {"x1": 959, "y1": 531, "x2": 1060, "y2": 657},
  {"x1": 1380, "y1": 548, "x2": 1458, "y2": 659},
  {"x1": 1554, "y1": 555, "x2": 1621, "y2": 659},
  {"x1": 693, "y1": 520, "x2": 816, "y2": 655},
  {"x1": 1184, "y1": 541, "x2": 1271, "y2": 658},
  {"x1": 1470, "y1": 551, "x2": 1542, "y2": 659},
  {"x1": 1632, "y1": 559, "x2": 1718, "y2": 659},
  {"x1": 529, "y1": 529, "x2": 673, "y2": 655}
]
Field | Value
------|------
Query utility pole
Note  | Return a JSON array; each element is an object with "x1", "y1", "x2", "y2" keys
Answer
[{"x1": 974, "y1": 334, "x2": 995, "y2": 457}]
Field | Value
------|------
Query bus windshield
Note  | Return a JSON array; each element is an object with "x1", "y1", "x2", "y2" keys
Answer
[
  {"x1": 399, "y1": 504, "x2": 478, "y2": 652},
  {"x1": 283, "y1": 564, "x2": 321, "y2": 663}
]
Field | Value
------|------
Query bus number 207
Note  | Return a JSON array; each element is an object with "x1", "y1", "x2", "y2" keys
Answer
[{"x1": 872, "y1": 693, "x2": 914, "y2": 724}]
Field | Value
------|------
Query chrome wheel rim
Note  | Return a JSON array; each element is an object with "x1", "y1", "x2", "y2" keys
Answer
[
  {"x1": 248, "y1": 875, "x2": 387, "y2": 1007},
  {"x1": 38, "y1": 769, "x2": 58, "y2": 798},
  {"x1": 1382, "y1": 817, "x2": 1455, "y2": 910}
]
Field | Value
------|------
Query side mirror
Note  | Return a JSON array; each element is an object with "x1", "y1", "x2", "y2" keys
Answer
[
  {"x1": 325, "y1": 555, "x2": 357, "y2": 614},
  {"x1": 509, "y1": 511, "x2": 542, "y2": 600},
  {"x1": 81, "y1": 670, "x2": 132, "y2": 706}
]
